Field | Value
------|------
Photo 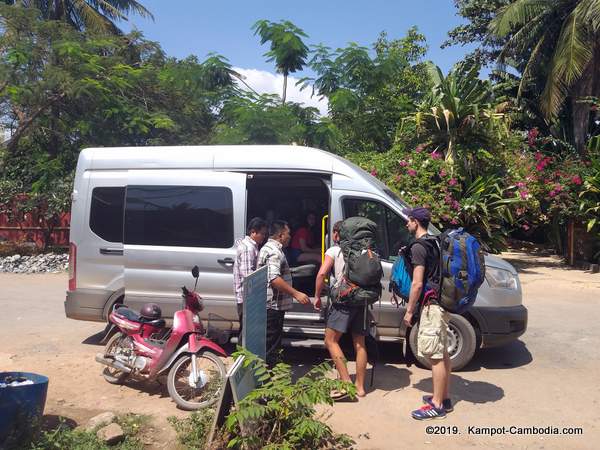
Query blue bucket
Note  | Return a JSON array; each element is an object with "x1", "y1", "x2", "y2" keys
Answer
[{"x1": 0, "y1": 372, "x2": 49, "y2": 445}]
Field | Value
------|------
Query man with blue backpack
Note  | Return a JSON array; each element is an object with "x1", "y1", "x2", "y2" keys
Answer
[
  {"x1": 391, "y1": 206, "x2": 486, "y2": 419},
  {"x1": 400, "y1": 207, "x2": 452, "y2": 420}
]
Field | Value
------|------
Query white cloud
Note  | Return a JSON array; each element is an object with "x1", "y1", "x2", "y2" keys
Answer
[{"x1": 233, "y1": 67, "x2": 329, "y2": 116}]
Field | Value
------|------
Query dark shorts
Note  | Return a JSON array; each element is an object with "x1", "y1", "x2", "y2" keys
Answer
[
  {"x1": 287, "y1": 248, "x2": 302, "y2": 265},
  {"x1": 326, "y1": 304, "x2": 370, "y2": 336}
]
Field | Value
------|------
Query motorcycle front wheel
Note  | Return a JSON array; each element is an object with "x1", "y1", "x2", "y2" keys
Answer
[
  {"x1": 167, "y1": 351, "x2": 226, "y2": 410},
  {"x1": 102, "y1": 332, "x2": 131, "y2": 385}
]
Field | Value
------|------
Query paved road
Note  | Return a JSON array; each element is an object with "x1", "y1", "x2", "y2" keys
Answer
[{"x1": 1, "y1": 251, "x2": 599, "y2": 449}]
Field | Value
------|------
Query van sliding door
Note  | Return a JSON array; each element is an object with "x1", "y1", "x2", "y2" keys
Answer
[{"x1": 123, "y1": 170, "x2": 246, "y2": 321}]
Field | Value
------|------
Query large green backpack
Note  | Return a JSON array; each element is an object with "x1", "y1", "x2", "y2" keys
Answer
[{"x1": 334, "y1": 217, "x2": 383, "y2": 306}]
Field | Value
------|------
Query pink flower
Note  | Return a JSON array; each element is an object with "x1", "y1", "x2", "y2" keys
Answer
[
  {"x1": 394, "y1": 174, "x2": 402, "y2": 182},
  {"x1": 516, "y1": 181, "x2": 526, "y2": 188},
  {"x1": 444, "y1": 193, "x2": 453, "y2": 204},
  {"x1": 549, "y1": 190, "x2": 556, "y2": 197},
  {"x1": 430, "y1": 151, "x2": 442, "y2": 160},
  {"x1": 534, "y1": 151, "x2": 543, "y2": 162},
  {"x1": 449, "y1": 178, "x2": 458, "y2": 186},
  {"x1": 407, "y1": 169, "x2": 417, "y2": 177},
  {"x1": 571, "y1": 175, "x2": 582, "y2": 185},
  {"x1": 519, "y1": 190, "x2": 529, "y2": 199},
  {"x1": 399, "y1": 160, "x2": 409, "y2": 167},
  {"x1": 554, "y1": 183, "x2": 563, "y2": 193},
  {"x1": 452, "y1": 200, "x2": 461, "y2": 211},
  {"x1": 516, "y1": 207, "x2": 525, "y2": 216},
  {"x1": 415, "y1": 144, "x2": 425, "y2": 153},
  {"x1": 370, "y1": 168, "x2": 378, "y2": 176},
  {"x1": 527, "y1": 128, "x2": 539, "y2": 147},
  {"x1": 450, "y1": 218, "x2": 459, "y2": 225},
  {"x1": 522, "y1": 223, "x2": 530, "y2": 231},
  {"x1": 439, "y1": 169, "x2": 447, "y2": 177}
]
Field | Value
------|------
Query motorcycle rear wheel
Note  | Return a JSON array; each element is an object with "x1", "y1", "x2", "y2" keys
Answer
[
  {"x1": 102, "y1": 332, "x2": 131, "y2": 385},
  {"x1": 167, "y1": 351, "x2": 226, "y2": 410}
]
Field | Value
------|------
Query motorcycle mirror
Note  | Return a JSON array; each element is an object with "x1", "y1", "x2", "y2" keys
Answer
[{"x1": 191, "y1": 265, "x2": 200, "y2": 279}]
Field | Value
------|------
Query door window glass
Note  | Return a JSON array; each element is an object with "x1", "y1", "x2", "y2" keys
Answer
[
  {"x1": 124, "y1": 186, "x2": 233, "y2": 248},
  {"x1": 343, "y1": 197, "x2": 412, "y2": 260},
  {"x1": 89, "y1": 187, "x2": 125, "y2": 242}
]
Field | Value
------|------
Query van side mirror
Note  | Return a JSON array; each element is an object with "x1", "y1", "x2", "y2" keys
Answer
[{"x1": 191, "y1": 266, "x2": 199, "y2": 278}]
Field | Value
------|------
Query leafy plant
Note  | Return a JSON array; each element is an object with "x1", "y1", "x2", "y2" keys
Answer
[
  {"x1": 168, "y1": 409, "x2": 215, "y2": 450},
  {"x1": 223, "y1": 348, "x2": 355, "y2": 450}
]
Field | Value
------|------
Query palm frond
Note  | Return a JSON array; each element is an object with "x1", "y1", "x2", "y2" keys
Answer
[
  {"x1": 490, "y1": 0, "x2": 551, "y2": 37},
  {"x1": 542, "y1": 4, "x2": 593, "y2": 118}
]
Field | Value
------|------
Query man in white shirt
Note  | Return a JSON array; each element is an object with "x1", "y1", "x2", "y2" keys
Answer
[
  {"x1": 233, "y1": 217, "x2": 267, "y2": 341},
  {"x1": 315, "y1": 220, "x2": 369, "y2": 399}
]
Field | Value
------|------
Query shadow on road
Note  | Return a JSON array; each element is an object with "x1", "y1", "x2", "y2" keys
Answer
[
  {"x1": 413, "y1": 374, "x2": 504, "y2": 407},
  {"x1": 463, "y1": 340, "x2": 532, "y2": 372}
]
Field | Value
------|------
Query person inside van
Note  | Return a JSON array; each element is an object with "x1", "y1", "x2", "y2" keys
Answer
[
  {"x1": 258, "y1": 220, "x2": 311, "y2": 366},
  {"x1": 288, "y1": 212, "x2": 322, "y2": 266},
  {"x1": 233, "y1": 217, "x2": 268, "y2": 343},
  {"x1": 314, "y1": 220, "x2": 369, "y2": 399}
]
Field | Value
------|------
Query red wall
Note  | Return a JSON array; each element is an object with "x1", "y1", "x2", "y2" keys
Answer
[{"x1": 0, "y1": 211, "x2": 70, "y2": 248}]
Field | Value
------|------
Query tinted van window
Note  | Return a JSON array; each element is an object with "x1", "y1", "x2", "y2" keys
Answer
[
  {"x1": 343, "y1": 197, "x2": 412, "y2": 260},
  {"x1": 124, "y1": 186, "x2": 233, "y2": 248},
  {"x1": 90, "y1": 187, "x2": 125, "y2": 242}
]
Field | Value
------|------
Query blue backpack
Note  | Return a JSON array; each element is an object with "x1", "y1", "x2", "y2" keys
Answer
[
  {"x1": 438, "y1": 228, "x2": 486, "y2": 314},
  {"x1": 389, "y1": 229, "x2": 486, "y2": 314},
  {"x1": 389, "y1": 236, "x2": 438, "y2": 305}
]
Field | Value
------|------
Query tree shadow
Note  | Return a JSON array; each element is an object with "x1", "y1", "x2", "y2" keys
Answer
[
  {"x1": 413, "y1": 374, "x2": 504, "y2": 408},
  {"x1": 40, "y1": 414, "x2": 78, "y2": 431},
  {"x1": 463, "y1": 340, "x2": 533, "y2": 372}
]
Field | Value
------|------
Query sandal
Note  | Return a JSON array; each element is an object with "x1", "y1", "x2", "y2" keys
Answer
[{"x1": 330, "y1": 389, "x2": 349, "y2": 401}]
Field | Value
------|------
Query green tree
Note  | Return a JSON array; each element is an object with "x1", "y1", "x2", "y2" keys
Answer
[
  {"x1": 252, "y1": 19, "x2": 309, "y2": 104},
  {"x1": 490, "y1": 0, "x2": 600, "y2": 154},
  {"x1": 304, "y1": 28, "x2": 429, "y2": 153},
  {"x1": 4, "y1": 0, "x2": 152, "y2": 33},
  {"x1": 444, "y1": 0, "x2": 514, "y2": 66}
]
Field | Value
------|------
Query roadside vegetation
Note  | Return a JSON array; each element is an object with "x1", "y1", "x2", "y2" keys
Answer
[{"x1": 0, "y1": 3, "x2": 598, "y2": 255}]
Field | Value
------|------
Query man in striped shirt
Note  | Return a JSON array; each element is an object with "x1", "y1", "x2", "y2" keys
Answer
[
  {"x1": 233, "y1": 217, "x2": 268, "y2": 342},
  {"x1": 258, "y1": 220, "x2": 311, "y2": 366}
]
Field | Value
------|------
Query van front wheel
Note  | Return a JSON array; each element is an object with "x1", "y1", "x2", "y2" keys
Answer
[{"x1": 409, "y1": 313, "x2": 477, "y2": 371}]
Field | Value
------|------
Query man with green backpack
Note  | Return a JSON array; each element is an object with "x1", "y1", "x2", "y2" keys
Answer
[{"x1": 315, "y1": 217, "x2": 383, "y2": 399}]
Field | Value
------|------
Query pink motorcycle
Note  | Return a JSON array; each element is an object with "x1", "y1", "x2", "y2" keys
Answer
[{"x1": 96, "y1": 266, "x2": 227, "y2": 410}]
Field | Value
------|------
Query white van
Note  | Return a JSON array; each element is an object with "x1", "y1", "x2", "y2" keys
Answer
[{"x1": 65, "y1": 145, "x2": 527, "y2": 370}]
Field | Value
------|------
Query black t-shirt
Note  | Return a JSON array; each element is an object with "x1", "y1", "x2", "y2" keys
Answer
[{"x1": 410, "y1": 237, "x2": 440, "y2": 296}]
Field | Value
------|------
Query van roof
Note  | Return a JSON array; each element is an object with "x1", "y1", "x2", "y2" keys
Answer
[
  {"x1": 78, "y1": 145, "x2": 403, "y2": 206},
  {"x1": 81, "y1": 144, "x2": 355, "y2": 175}
]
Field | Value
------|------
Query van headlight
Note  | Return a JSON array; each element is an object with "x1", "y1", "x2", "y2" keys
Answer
[{"x1": 486, "y1": 267, "x2": 518, "y2": 290}]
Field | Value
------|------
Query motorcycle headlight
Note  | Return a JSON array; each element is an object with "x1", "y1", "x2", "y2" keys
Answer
[{"x1": 486, "y1": 266, "x2": 518, "y2": 290}]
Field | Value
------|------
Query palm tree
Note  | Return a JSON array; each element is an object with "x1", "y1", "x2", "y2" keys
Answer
[
  {"x1": 489, "y1": 0, "x2": 600, "y2": 154},
  {"x1": 252, "y1": 19, "x2": 309, "y2": 104},
  {"x1": 6, "y1": 0, "x2": 152, "y2": 33}
]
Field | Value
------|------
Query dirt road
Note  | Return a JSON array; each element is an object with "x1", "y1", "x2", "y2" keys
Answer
[{"x1": 2, "y1": 251, "x2": 599, "y2": 449}]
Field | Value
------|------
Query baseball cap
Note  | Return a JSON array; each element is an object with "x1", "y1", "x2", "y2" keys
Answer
[{"x1": 402, "y1": 206, "x2": 431, "y2": 223}]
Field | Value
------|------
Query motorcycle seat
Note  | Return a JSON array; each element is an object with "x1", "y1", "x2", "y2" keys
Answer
[{"x1": 115, "y1": 307, "x2": 165, "y2": 328}]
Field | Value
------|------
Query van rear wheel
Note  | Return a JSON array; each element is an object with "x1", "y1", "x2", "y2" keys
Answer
[{"x1": 409, "y1": 314, "x2": 477, "y2": 371}]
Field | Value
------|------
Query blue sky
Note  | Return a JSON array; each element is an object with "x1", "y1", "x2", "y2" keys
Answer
[{"x1": 123, "y1": 0, "x2": 476, "y2": 113}]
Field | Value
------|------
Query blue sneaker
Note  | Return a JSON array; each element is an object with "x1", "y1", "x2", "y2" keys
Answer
[
  {"x1": 422, "y1": 395, "x2": 453, "y2": 413},
  {"x1": 411, "y1": 404, "x2": 446, "y2": 420}
]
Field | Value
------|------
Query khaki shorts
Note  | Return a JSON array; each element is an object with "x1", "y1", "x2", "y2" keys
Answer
[{"x1": 417, "y1": 304, "x2": 450, "y2": 360}]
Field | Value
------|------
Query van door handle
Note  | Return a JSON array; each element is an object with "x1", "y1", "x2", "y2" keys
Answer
[
  {"x1": 100, "y1": 248, "x2": 123, "y2": 256},
  {"x1": 217, "y1": 258, "x2": 234, "y2": 266}
]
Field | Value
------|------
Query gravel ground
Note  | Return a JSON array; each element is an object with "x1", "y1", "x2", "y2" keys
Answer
[{"x1": 1, "y1": 250, "x2": 599, "y2": 449}]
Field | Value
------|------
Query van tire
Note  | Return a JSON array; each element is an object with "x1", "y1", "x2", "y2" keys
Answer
[{"x1": 409, "y1": 313, "x2": 476, "y2": 371}]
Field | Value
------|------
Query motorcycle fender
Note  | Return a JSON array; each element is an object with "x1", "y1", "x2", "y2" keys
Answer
[
  {"x1": 188, "y1": 333, "x2": 227, "y2": 357},
  {"x1": 156, "y1": 343, "x2": 190, "y2": 375}
]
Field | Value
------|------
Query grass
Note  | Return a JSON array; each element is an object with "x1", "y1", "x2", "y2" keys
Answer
[{"x1": 168, "y1": 409, "x2": 215, "y2": 450}]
